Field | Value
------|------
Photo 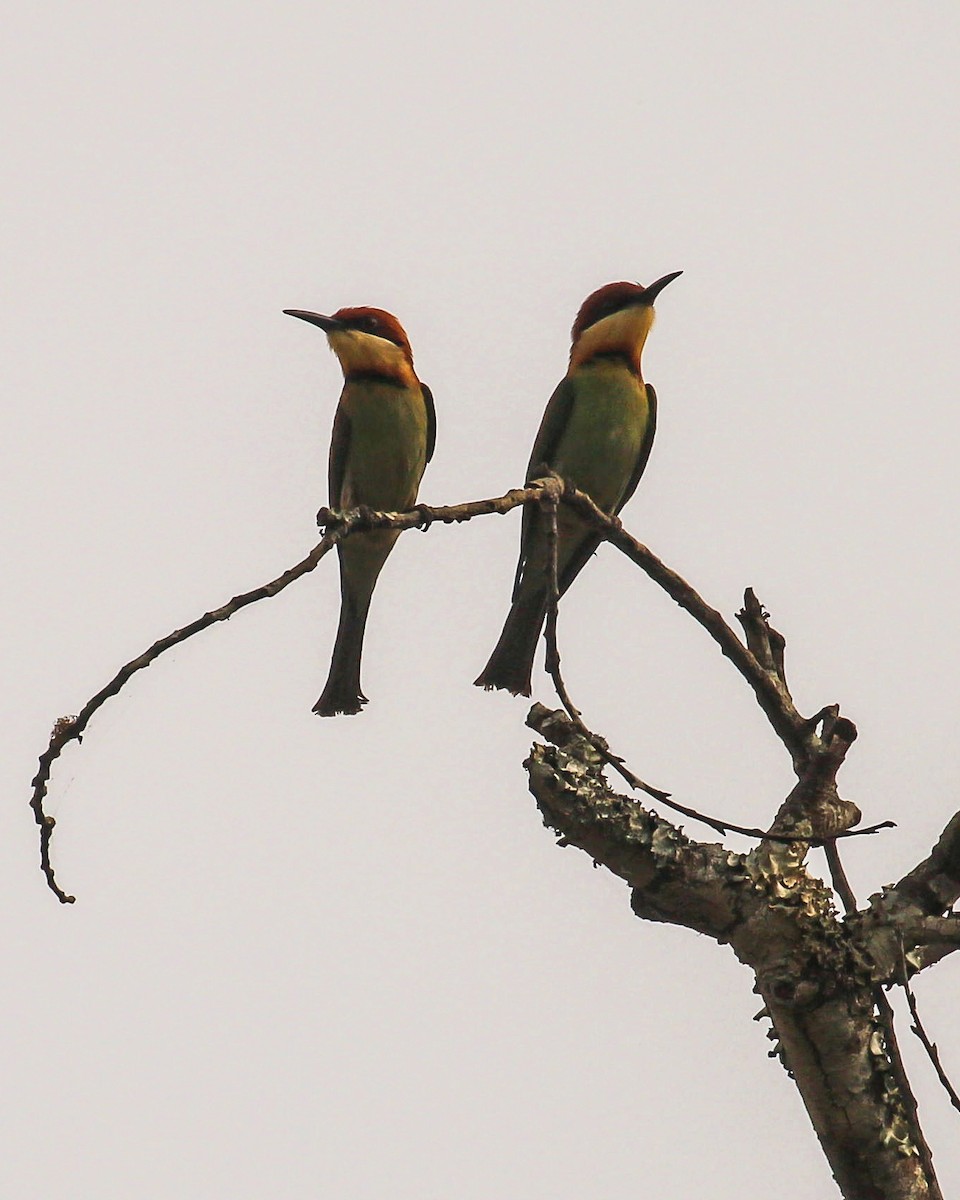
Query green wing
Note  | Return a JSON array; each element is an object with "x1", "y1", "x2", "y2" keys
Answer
[
  {"x1": 547, "y1": 380, "x2": 659, "y2": 598},
  {"x1": 525, "y1": 376, "x2": 576, "y2": 481},
  {"x1": 421, "y1": 382, "x2": 437, "y2": 464},
  {"x1": 616, "y1": 382, "x2": 657, "y2": 514},
  {"x1": 510, "y1": 377, "x2": 576, "y2": 600},
  {"x1": 328, "y1": 395, "x2": 351, "y2": 508}
]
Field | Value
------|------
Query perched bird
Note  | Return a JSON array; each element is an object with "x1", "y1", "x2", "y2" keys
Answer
[
  {"x1": 474, "y1": 272, "x2": 681, "y2": 696},
  {"x1": 285, "y1": 306, "x2": 436, "y2": 716}
]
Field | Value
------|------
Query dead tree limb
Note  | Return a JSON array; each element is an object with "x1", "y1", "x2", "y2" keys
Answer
[
  {"x1": 33, "y1": 474, "x2": 957, "y2": 1197},
  {"x1": 33, "y1": 479, "x2": 889, "y2": 902},
  {"x1": 526, "y1": 705, "x2": 941, "y2": 1200}
]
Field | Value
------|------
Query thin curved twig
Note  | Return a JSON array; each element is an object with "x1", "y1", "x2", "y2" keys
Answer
[
  {"x1": 824, "y1": 841, "x2": 859, "y2": 915},
  {"x1": 540, "y1": 488, "x2": 669, "y2": 803},
  {"x1": 30, "y1": 535, "x2": 339, "y2": 901},
  {"x1": 32, "y1": 476, "x2": 891, "y2": 900},
  {"x1": 31, "y1": 483, "x2": 551, "y2": 900},
  {"x1": 897, "y1": 936, "x2": 960, "y2": 1116},
  {"x1": 537, "y1": 487, "x2": 891, "y2": 846},
  {"x1": 560, "y1": 491, "x2": 816, "y2": 769}
]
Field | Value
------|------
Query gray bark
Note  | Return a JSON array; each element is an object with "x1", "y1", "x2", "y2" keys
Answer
[{"x1": 526, "y1": 702, "x2": 957, "y2": 1200}]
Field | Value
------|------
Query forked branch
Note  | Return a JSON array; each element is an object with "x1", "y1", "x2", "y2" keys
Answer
[{"x1": 30, "y1": 477, "x2": 887, "y2": 905}]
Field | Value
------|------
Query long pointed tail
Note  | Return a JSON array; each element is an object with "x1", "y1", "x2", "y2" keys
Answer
[
  {"x1": 315, "y1": 534, "x2": 398, "y2": 717},
  {"x1": 314, "y1": 585, "x2": 373, "y2": 716},
  {"x1": 315, "y1": 536, "x2": 396, "y2": 717},
  {"x1": 473, "y1": 586, "x2": 547, "y2": 697}
]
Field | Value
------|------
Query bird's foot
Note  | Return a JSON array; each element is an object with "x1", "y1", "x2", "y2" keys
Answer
[
  {"x1": 413, "y1": 503, "x2": 434, "y2": 531},
  {"x1": 317, "y1": 506, "x2": 345, "y2": 531}
]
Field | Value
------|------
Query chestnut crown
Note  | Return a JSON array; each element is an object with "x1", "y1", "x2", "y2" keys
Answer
[{"x1": 571, "y1": 272, "x2": 681, "y2": 343}]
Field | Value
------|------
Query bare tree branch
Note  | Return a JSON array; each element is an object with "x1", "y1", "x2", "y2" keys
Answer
[
  {"x1": 537, "y1": 488, "x2": 886, "y2": 847},
  {"x1": 31, "y1": 477, "x2": 893, "y2": 901},
  {"x1": 825, "y1": 840, "x2": 859, "y2": 916},
  {"x1": 895, "y1": 811, "x2": 960, "y2": 917},
  {"x1": 898, "y1": 937, "x2": 960, "y2": 1117},
  {"x1": 526, "y1": 704, "x2": 940, "y2": 1200},
  {"x1": 901, "y1": 915, "x2": 960, "y2": 949},
  {"x1": 30, "y1": 534, "x2": 339, "y2": 903},
  {"x1": 873, "y1": 987, "x2": 942, "y2": 1197},
  {"x1": 34, "y1": 467, "x2": 949, "y2": 1197},
  {"x1": 540, "y1": 488, "x2": 669, "y2": 803},
  {"x1": 894, "y1": 916, "x2": 960, "y2": 973},
  {"x1": 30, "y1": 482, "x2": 549, "y2": 901},
  {"x1": 560, "y1": 491, "x2": 814, "y2": 769},
  {"x1": 525, "y1": 700, "x2": 936, "y2": 1200},
  {"x1": 826, "y1": 844, "x2": 943, "y2": 1194}
]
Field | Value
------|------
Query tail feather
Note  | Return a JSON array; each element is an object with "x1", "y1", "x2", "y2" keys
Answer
[
  {"x1": 314, "y1": 589, "x2": 373, "y2": 717},
  {"x1": 474, "y1": 587, "x2": 547, "y2": 696},
  {"x1": 315, "y1": 535, "x2": 397, "y2": 717}
]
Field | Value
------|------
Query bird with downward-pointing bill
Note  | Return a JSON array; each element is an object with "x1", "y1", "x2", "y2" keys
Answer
[
  {"x1": 285, "y1": 305, "x2": 436, "y2": 716},
  {"x1": 475, "y1": 272, "x2": 681, "y2": 697}
]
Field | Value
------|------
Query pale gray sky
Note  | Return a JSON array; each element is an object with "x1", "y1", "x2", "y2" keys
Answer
[{"x1": 4, "y1": 3, "x2": 960, "y2": 1196}]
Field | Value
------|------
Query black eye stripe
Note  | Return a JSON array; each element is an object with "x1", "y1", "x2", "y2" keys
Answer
[
  {"x1": 597, "y1": 298, "x2": 625, "y2": 321},
  {"x1": 339, "y1": 311, "x2": 409, "y2": 352},
  {"x1": 582, "y1": 297, "x2": 629, "y2": 331}
]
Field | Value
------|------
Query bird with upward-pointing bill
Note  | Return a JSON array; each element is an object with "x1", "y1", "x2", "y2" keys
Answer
[
  {"x1": 474, "y1": 272, "x2": 681, "y2": 697},
  {"x1": 285, "y1": 305, "x2": 436, "y2": 716}
]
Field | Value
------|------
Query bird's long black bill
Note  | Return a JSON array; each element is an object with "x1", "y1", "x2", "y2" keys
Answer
[
  {"x1": 640, "y1": 270, "x2": 683, "y2": 304},
  {"x1": 283, "y1": 309, "x2": 343, "y2": 332}
]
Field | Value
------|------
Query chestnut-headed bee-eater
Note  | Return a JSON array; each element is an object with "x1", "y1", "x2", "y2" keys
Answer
[
  {"x1": 474, "y1": 272, "x2": 681, "y2": 696},
  {"x1": 285, "y1": 306, "x2": 436, "y2": 716}
]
